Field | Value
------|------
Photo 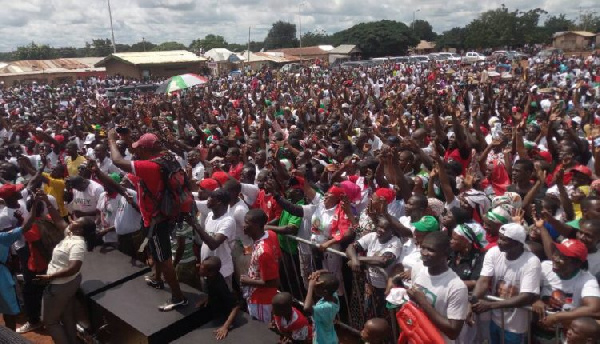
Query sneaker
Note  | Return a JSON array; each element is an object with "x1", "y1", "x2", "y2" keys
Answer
[
  {"x1": 17, "y1": 322, "x2": 43, "y2": 334},
  {"x1": 158, "y1": 298, "x2": 188, "y2": 312},
  {"x1": 146, "y1": 278, "x2": 165, "y2": 289}
]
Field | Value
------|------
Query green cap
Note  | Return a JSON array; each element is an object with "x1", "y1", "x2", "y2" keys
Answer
[
  {"x1": 413, "y1": 216, "x2": 439, "y2": 233},
  {"x1": 109, "y1": 173, "x2": 121, "y2": 184}
]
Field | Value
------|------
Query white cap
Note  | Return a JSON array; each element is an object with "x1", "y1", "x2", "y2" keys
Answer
[{"x1": 499, "y1": 223, "x2": 526, "y2": 244}]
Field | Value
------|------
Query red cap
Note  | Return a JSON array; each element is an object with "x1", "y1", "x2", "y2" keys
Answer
[
  {"x1": 555, "y1": 239, "x2": 588, "y2": 262},
  {"x1": 0, "y1": 184, "x2": 25, "y2": 199},
  {"x1": 132, "y1": 133, "x2": 160, "y2": 149},
  {"x1": 290, "y1": 176, "x2": 305, "y2": 190},
  {"x1": 198, "y1": 178, "x2": 219, "y2": 191},
  {"x1": 375, "y1": 188, "x2": 396, "y2": 204},
  {"x1": 211, "y1": 171, "x2": 229, "y2": 186},
  {"x1": 537, "y1": 151, "x2": 552, "y2": 163},
  {"x1": 54, "y1": 135, "x2": 65, "y2": 144},
  {"x1": 572, "y1": 165, "x2": 592, "y2": 178}
]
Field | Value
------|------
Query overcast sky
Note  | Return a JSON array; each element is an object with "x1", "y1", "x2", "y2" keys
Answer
[{"x1": 0, "y1": 0, "x2": 596, "y2": 52}]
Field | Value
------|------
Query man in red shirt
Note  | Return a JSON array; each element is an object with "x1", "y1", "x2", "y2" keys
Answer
[
  {"x1": 241, "y1": 209, "x2": 281, "y2": 324},
  {"x1": 107, "y1": 129, "x2": 186, "y2": 311},
  {"x1": 225, "y1": 147, "x2": 244, "y2": 180}
]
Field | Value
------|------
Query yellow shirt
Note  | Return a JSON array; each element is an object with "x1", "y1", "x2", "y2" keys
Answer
[
  {"x1": 43, "y1": 172, "x2": 68, "y2": 217},
  {"x1": 65, "y1": 155, "x2": 87, "y2": 177}
]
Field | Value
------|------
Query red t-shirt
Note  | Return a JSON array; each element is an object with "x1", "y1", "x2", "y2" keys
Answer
[
  {"x1": 247, "y1": 230, "x2": 281, "y2": 304},
  {"x1": 546, "y1": 163, "x2": 575, "y2": 186},
  {"x1": 228, "y1": 162, "x2": 244, "y2": 180},
  {"x1": 23, "y1": 225, "x2": 48, "y2": 273},
  {"x1": 132, "y1": 159, "x2": 165, "y2": 227},
  {"x1": 444, "y1": 148, "x2": 471, "y2": 175},
  {"x1": 252, "y1": 190, "x2": 282, "y2": 222}
]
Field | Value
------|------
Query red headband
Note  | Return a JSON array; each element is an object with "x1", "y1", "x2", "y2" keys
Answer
[
  {"x1": 328, "y1": 185, "x2": 346, "y2": 198},
  {"x1": 375, "y1": 188, "x2": 395, "y2": 204}
]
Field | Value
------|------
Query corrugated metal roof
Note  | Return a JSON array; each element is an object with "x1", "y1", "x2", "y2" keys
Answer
[
  {"x1": 268, "y1": 46, "x2": 329, "y2": 56},
  {"x1": 95, "y1": 50, "x2": 206, "y2": 67},
  {"x1": 329, "y1": 44, "x2": 361, "y2": 54},
  {"x1": 553, "y1": 31, "x2": 597, "y2": 38},
  {"x1": 0, "y1": 57, "x2": 104, "y2": 74},
  {"x1": 237, "y1": 51, "x2": 301, "y2": 63}
]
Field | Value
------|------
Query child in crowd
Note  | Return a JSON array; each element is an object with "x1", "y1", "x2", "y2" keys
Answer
[
  {"x1": 360, "y1": 318, "x2": 390, "y2": 344},
  {"x1": 565, "y1": 317, "x2": 600, "y2": 343},
  {"x1": 197, "y1": 256, "x2": 241, "y2": 340},
  {"x1": 272, "y1": 292, "x2": 312, "y2": 343},
  {"x1": 303, "y1": 270, "x2": 340, "y2": 344}
]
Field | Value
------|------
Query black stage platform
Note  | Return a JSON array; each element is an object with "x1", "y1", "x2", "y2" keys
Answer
[
  {"x1": 89, "y1": 275, "x2": 210, "y2": 343},
  {"x1": 172, "y1": 312, "x2": 280, "y2": 344},
  {"x1": 80, "y1": 246, "x2": 150, "y2": 297}
]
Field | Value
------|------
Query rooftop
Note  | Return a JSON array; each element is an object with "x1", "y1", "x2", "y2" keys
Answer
[
  {"x1": 329, "y1": 44, "x2": 361, "y2": 55},
  {"x1": 268, "y1": 46, "x2": 329, "y2": 57},
  {"x1": 237, "y1": 51, "x2": 301, "y2": 63},
  {"x1": 0, "y1": 57, "x2": 103, "y2": 74},
  {"x1": 552, "y1": 31, "x2": 597, "y2": 38},
  {"x1": 95, "y1": 50, "x2": 206, "y2": 67}
]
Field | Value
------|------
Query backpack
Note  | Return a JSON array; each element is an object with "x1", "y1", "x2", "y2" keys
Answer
[
  {"x1": 34, "y1": 218, "x2": 65, "y2": 263},
  {"x1": 140, "y1": 153, "x2": 195, "y2": 223}
]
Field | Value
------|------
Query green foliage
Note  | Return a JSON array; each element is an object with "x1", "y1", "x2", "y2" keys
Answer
[
  {"x1": 130, "y1": 40, "x2": 156, "y2": 52},
  {"x1": 14, "y1": 42, "x2": 57, "y2": 60},
  {"x1": 301, "y1": 29, "x2": 333, "y2": 47},
  {"x1": 412, "y1": 20, "x2": 437, "y2": 41},
  {"x1": 189, "y1": 34, "x2": 228, "y2": 52},
  {"x1": 87, "y1": 39, "x2": 114, "y2": 57},
  {"x1": 152, "y1": 41, "x2": 187, "y2": 51},
  {"x1": 331, "y1": 20, "x2": 418, "y2": 58},
  {"x1": 577, "y1": 12, "x2": 600, "y2": 32},
  {"x1": 264, "y1": 21, "x2": 299, "y2": 50},
  {"x1": 437, "y1": 5, "x2": 560, "y2": 49}
]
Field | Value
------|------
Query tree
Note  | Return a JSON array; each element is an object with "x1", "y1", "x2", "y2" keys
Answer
[
  {"x1": 130, "y1": 40, "x2": 156, "y2": 52},
  {"x1": 264, "y1": 21, "x2": 299, "y2": 50},
  {"x1": 544, "y1": 14, "x2": 575, "y2": 33},
  {"x1": 412, "y1": 20, "x2": 437, "y2": 41},
  {"x1": 189, "y1": 34, "x2": 228, "y2": 52},
  {"x1": 577, "y1": 12, "x2": 600, "y2": 32},
  {"x1": 152, "y1": 41, "x2": 187, "y2": 51},
  {"x1": 331, "y1": 20, "x2": 418, "y2": 58},
  {"x1": 14, "y1": 42, "x2": 56, "y2": 60},
  {"x1": 301, "y1": 29, "x2": 333, "y2": 46},
  {"x1": 86, "y1": 39, "x2": 114, "y2": 57},
  {"x1": 436, "y1": 27, "x2": 467, "y2": 49}
]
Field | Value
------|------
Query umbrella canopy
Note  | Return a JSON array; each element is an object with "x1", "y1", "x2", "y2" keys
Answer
[{"x1": 156, "y1": 73, "x2": 208, "y2": 94}]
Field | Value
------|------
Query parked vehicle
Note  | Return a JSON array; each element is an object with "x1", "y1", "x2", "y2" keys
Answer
[
  {"x1": 438, "y1": 52, "x2": 461, "y2": 62},
  {"x1": 462, "y1": 52, "x2": 486, "y2": 64},
  {"x1": 280, "y1": 63, "x2": 302, "y2": 73},
  {"x1": 536, "y1": 48, "x2": 563, "y2": 58}
]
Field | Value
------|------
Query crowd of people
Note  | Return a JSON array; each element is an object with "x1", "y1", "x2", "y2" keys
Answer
[{"x1": 0, "y1": 49, "x2": 600, "y2": 344}]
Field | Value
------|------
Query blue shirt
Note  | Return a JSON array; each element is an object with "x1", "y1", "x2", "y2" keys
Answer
[{"x1": 312, "y1": 293, "x2": 340, "y2": 344}]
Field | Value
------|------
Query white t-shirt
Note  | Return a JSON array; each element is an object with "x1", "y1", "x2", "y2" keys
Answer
[
  {"x1": 412, "y1": 268, "x2": 469, "y2": 344},
  {"x1": 587, "y1": 250, "x2": 600, "y2": 279},
  {"x1": 96, "y1": 192, "x2": 119, "y2": 244},
  {"x1": 68, "y1": 180, "x2": 104, "y2": 216},
  {"x1": 227, "y1": 199, "x2": 252, "y2": 247},
  {"x1": 46, "y1": 231, "x2": 86, "y2": 284},
  {"x1": 480, "y1": 246, "x2": 541, "y2": 334},
  {"x1": 307, "y1": 201, "x2": 336, "y2": 244},
  {"x1": 201, "y1": 212, "x2": 236, "y2": 277},
  {"x1": 357, "y1": 232, "x2": 402, "y2": 288},
  {"x1": 241, "y1": 183, "x2": 260, "y2": 206},
  {"x1": 97, "y1": 157, "x2": 121, "y2": 175},
  {"x1": 540, "y1": 260, "x2": 600, "y2": 311},
  {"x1": 191, "y1": 162, "x2": 205, "y2": 181},
  {"x1": 113, "y1": 189, "x2": 142, "y2": 236}
]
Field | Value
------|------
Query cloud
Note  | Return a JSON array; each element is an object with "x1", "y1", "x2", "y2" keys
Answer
[{"x1": 0, "y1": 0, "x2": 594, "y2": 52}]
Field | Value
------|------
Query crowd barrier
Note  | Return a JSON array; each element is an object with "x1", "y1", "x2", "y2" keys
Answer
[{"x1": 280, "y1": 234, "x2": 561, "y2": 344}]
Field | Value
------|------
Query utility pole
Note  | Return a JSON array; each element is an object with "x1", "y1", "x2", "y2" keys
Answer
[
  {"x1": 107, "y1": 0, "x2": 117, "y2": 53},
  {"x1": 248, "y1": 27, "x2": 250, "y2": 60},
  {"x1": 299, "y1": 5, "x2": 302, "y2": 49},
  {"x1": 142, "y1": 37, "x2": 146, "y2": 52},
  {"x1": 412, "y1": 9, "x2": 420, "y2": 31}
]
